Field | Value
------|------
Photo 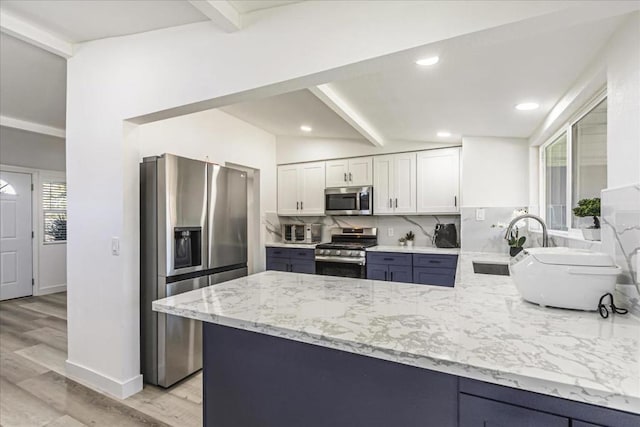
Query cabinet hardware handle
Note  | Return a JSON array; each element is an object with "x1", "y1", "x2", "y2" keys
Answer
[
  {"x1": 429, "y1": 260, "x2": 441, "y2": 264},
  {"x1": 296, "y1": 201, "x2": 299, "y2": 210},
  {"x1": 344, "y1": 173, "x2": 347, "y2": 182},
  {"x1": 301, "y1": 201, "x2": 303, "y2": 210},
  {"x1": 395, "y1": 198, "x2": 398, "y2": 208},
  {"x1": 349, "y1": 172, "x2": 352, "y2": 181},
  {"x1": 390, "y1": 272, "x2": 394, "y2": 281},
  {"x1": 454, "y1": 196, "x2": 457, "y2": 207},
  {"x1": 384, "y1": 271, "x2": 387, "y2": 280},
  {"x1": 383, "y1": 258, "x2": 394, "y2": 261},
  {"x1": 389, "y1": 198, "x2": 392, "y2": 208}
]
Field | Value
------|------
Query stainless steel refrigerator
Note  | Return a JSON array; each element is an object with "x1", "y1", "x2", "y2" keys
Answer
[{"x1": 140, "y1": 154, "x2": 248, "y2": 387}]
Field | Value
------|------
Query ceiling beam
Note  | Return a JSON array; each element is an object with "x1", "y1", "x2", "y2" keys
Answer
[
  {"x1": 309, "y1": 85, "x2": 384, "y2": 147},
  {"x1": 0, "y1": 10, "x2": 73, "y2": 58},
  {"x1": 1, "y1": 116, "x2": 66, "y2": 139},
  {"x1": 188, "y1": 1, "x2": 242, "y2": 32}
]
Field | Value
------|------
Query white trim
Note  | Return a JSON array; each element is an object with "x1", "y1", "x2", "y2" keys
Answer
[
  {"x1": 309, "y1": 85, "x2": 384, "y2": 147},
  {"x1": 1, "y1": 115, "x2": 66, "y2": 139},
  {"x1": 35, "y1": 283, "x2": 66, "y2": 296},
  {"x1": 188, "y1": 0, "x2": 242, "y2": 32},
  {"x1": 0, "y1": 10, "x2": 73, "y2": 58},
  {"x1": 65, "y1": 360, "x2": 143, "y2": 399}
]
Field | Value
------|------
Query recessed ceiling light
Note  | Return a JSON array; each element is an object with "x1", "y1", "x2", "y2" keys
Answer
[
  {"x1": 437, "y1": 131, "x2": 452, "y2": 137},
  {"x1": 415, "y1": 56, "x2": 440, "y2": 66},
  {"x1": 300, "y1": 125, "x2": 312, "y2": 132},
  {"x1": 515, "y1": 102, "x2": 539, "y2": 111}
]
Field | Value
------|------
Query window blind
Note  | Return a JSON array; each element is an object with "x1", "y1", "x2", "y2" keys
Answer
[{"x1": 43, "y1": 182, "x2": 67, "y2": 242}]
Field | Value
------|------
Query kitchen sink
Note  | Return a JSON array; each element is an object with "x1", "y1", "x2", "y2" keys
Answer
[{"x1": 472, "y1": 261, "x2": 510, "y2": 276}]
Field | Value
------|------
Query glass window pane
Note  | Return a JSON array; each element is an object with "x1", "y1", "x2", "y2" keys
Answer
[
  {"x1": 545, "y1": 134, "x2": 567, "y2": 231},
  {"x1": 572, "y1": 98, "x2": 607, "y2": 228},
  {"x1": 42, "y1": 181, "x2": 67, "y2": 242}
]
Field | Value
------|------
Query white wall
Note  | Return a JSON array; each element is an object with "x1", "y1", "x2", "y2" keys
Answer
[
  {"x1": 461, "y1": 137, "x2": 529, "y2": 207},
  {"x1": 606, "y1": 12, "x2": 640, "y2": 188},
  {"x1": 136, "y1": 109, "x2": 277, "y2": 273},
  {"x1": 0, "y1": 126, "x2": 65, "y2": 171},
  {"x1": 276, "y1": 136, "x2": 458, "y2": 164},
  {"x1": 64, "y1": 2, "x2": 598, "y2": 398}
]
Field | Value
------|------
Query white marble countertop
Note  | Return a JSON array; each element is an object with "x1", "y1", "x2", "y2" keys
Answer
[
  {"x1": 265, "y1": 242, "x2": 322, "y2": 249},
  {"x1": 153, "y1": 252, "x2": 640, "y2": 413},
  {"x1": 368, "y1": 245, "x2": 460, "y2": 255}
]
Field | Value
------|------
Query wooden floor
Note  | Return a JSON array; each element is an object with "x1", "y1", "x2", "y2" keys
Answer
[{"x1": 0, "y1": 293, "x2": 202, "y2": 427}]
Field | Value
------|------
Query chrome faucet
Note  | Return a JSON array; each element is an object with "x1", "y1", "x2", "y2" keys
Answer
[{"x1": 504, "y1": 214, "x2": 549, "y2": 247}]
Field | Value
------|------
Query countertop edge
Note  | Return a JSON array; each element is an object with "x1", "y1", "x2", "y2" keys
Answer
[{"x1": 152, "y1": 300, "x2": 640, "y2": 415}]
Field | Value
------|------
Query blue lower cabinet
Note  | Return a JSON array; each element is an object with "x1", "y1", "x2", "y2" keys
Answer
[
  {"x1": 266, "y1": 247, "x2": 315, "y2": 275},
  {"x1": 367, "y1": 264, "x2": 389, "y2": 281},
  {"x1": 413, "y1": 267, "x2": 455, "y2": 287},
  {"x1": 388, "y1": 264, "x2": 413, "y2": 283},
  {"x1": 291, "y1": 260, "x2": 315, "y2": 274},
  {"x1": 459, "y1": 394, "x2": 569, "y2": 427}
]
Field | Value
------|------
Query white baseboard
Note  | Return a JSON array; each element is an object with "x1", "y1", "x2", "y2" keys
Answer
[
  {"x1": 34, "y1": 284, "x2": 66, "y2": 296},
  {"x1": 65, "y1": 359, "x2": 143, "y2": 399}
]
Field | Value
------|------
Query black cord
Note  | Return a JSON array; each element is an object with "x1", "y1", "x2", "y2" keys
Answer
[{"x1": 598, "y1": 293, "x2": 629, "y2": 319}]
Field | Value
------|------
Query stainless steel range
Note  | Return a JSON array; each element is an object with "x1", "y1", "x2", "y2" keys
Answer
[{"x1": 315, "y1": 228, "x2": 377, "y2": 278}]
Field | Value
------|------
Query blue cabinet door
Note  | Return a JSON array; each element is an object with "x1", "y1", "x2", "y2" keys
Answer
[
  {"x1": 367, "y1": 264, "x2": 388, "y2": 281},
  {"x1": 389, "y1": 264, "x2": 413, "y2": 283},
  {"x1": 267, "y1": 257, "x2": 289, "y2": 272},
  {"x1": 459, "y1": 394, "x2": 569, "y2": 427},
  {"x1": 291, "y1": 260, "x2": 315, "y2": 275},
  {"x1": 413, "y1": 267, "x2": 455, "y2": 287}
]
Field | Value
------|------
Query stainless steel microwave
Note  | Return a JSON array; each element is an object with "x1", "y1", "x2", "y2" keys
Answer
[{"x1": 325, "y1": 187, "x2": 372, "y2": 216}]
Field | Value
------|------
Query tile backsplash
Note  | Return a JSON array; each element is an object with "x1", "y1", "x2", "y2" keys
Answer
[{"x1": 264, "y1": 213, "x2": 460, "y2": 247}]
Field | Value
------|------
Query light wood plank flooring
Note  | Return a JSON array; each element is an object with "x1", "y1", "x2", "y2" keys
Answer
[{"x1": 0, "y1": 293, "x2": 202, "y2": 427}]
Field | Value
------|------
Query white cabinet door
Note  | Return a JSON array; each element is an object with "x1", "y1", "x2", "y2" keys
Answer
[
  {"x1": 277, "y1": 165, "x2": 300, "y2": 215},
  {"x1": 393, "y1": 152, "x2": 417, "y2": 213},
  {"x1": 299, "y1": 162, "x2": 326, "y2": 215},
  {"x1": 417, "y1": 148, "x2": 460, "y2": 213},
  {"x1": 325, "y1": 159, "x2": 349, "y2": 188},
  {"x1": 373, "y1": 155, "x2": 394, "y2": 214},
  {"x1": 348, "y1": 157, "x2": 373, "y2": 186}
]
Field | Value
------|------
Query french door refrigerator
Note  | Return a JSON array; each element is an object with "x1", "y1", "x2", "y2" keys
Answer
[{"x1": 140, "y1": 154, "x2": 247, "y2": 387}]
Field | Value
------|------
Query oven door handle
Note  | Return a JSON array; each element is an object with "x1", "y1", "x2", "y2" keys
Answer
[{"x1": 315, "y1": 256, "x2": 366, "y2": 265}]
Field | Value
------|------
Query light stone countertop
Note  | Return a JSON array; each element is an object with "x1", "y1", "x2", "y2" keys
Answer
[
  {"x1": 153, "y1": 252, "x2": 640, "y2": 414},
  {"x1": 265, "y1": 242, "x2": 322, "y2": 249},
  {"x1": 367, "y1": 245, "x2": 460, "y2": 255}
]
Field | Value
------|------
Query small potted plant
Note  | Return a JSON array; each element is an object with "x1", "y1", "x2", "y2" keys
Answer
[
  {"x1": 398, "y1": 237, "x2": 406, "y2": 246},
  {"x1": 573, "y1": 198, "x2": 601, "y2": 241},
  {"x1": 405, "y1": 231, "x2": 415, "y2": 248},
  {"x1": 508, "y1": 228, "x2": 526, "y2": 257}
]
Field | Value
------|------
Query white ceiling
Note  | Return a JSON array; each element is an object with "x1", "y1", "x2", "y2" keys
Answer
[
  {"x1": 228, "y1": 1, "x2": 301, "y2": 14},
  {"x1": 221, "y1": 90, "x2": 364, "y2": 139},
  {"x1": 0, "y1": 33, "x2": 66, "y2": 129}
]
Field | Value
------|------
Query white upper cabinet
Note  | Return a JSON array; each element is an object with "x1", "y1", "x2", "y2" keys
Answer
[
  {"x1": 373, "y1": 153, "x2": 416, "y2": 214},
  {"x1": 416, "y1": 147, "x2": 460, "y2": 213},
  {"x1": 325, "y1": 159, "x2": 350, "y2": 187},
  {"x1": 325, "y1": 157, "x2": 373, "y2": 188},
  {"x1": 277, "y1": 162, "x2": 326, "y2": 216}
]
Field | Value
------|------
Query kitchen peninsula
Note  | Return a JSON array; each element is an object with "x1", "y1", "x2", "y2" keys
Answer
[{"x1": 153, "y1": 253, "x2": 640, "y2": 427}]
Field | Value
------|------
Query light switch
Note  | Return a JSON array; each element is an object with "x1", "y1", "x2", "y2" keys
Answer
[
  {"x1": 476, "y1": 208, "x2": 485, "y2": 221},
  {"x1": 111, "y1": 237, "x2": 120, "y2": 256}
]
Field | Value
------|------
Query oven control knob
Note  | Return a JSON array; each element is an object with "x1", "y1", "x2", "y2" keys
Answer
[
  {"x1": 335, "y1": 250, "x2": 341, "y2": 255},
  {"x1": 317, "y1": 250, "x2": 324, "y2": 255},
  {"x1": 347, "y1": 251, "x2": 354, "y2": 256}
]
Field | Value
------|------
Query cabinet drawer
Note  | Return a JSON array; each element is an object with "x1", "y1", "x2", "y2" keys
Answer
[
  {"x1": 367, "y1": 252, "x2": 412, "y2": 266},
  {"x1": 289, "y1": 249, "x2": 315, "y2": 261},
  {"x1": 266, "y1": 247, "x2": 291, "y2": 258},
  {"x1": 459, "y1": 394, "x2": 569, "y2": 427},
  {"x1": 266, "y1": 257, "x2": 290, "y2": 272},
  {"x1": 290, "y1": 260, "x2": 315, "y2": 274},
  {"x1": 413, "y1": 254, "x2": 458, "y2": 269},
  {"x1": 413, "y1": 268, "x2": 455, "y2": 287}
]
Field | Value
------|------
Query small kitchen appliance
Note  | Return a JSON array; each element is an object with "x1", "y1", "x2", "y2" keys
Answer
[
  {"x1": 510, "y1": 247, "x2": 621, "y2": 311},
  {"x1": 281, "y1": 223, "x2": 322, "y2": 244},
  {"x1": 315, "y1": 228, "x2": 378, "y2": 278},
  {"x1": 433, "y1": 223, "x2": 458, "y2": 248}
]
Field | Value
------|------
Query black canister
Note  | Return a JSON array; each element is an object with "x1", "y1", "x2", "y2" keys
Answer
[{"x1": 434, "y1": 223, "x2": 458, "y2": 248}]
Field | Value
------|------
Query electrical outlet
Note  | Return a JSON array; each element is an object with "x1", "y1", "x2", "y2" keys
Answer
[
  {"x1": 476, "y1": 208, "x2": 486, "y2": 221},
  {"x1": 111, "y1": 237, "x2": 120, "y2": 256},
  {"x1": 388, "y1": 228, "x2": 394, "y2": 237}
]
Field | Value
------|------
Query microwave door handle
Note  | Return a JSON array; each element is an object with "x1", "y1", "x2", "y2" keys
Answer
[{"x1": 355, "y1": 192, "x2": 361, "y2": 211}]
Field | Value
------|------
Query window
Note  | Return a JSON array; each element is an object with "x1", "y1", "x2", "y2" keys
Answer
[
  {"x1": 540, "y1": 94, "x2": 607, "y2": 232},
  {"x1": 42, "y1": 181, "x2": 67, "y2": 243},
  {"x1": 544, "y1": 134, "x2": 568, "y2": 231},
  {"x1": 571, "y1": 98, "x2": 607, "y2": 228},
  {"x1": 0, "y1": 179, "x2": 17, "y2": 195}
]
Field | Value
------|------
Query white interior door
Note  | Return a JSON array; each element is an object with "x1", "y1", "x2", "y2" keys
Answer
[{"x1": 1, "y1": 171, "x2": 33, "y2": 301}]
